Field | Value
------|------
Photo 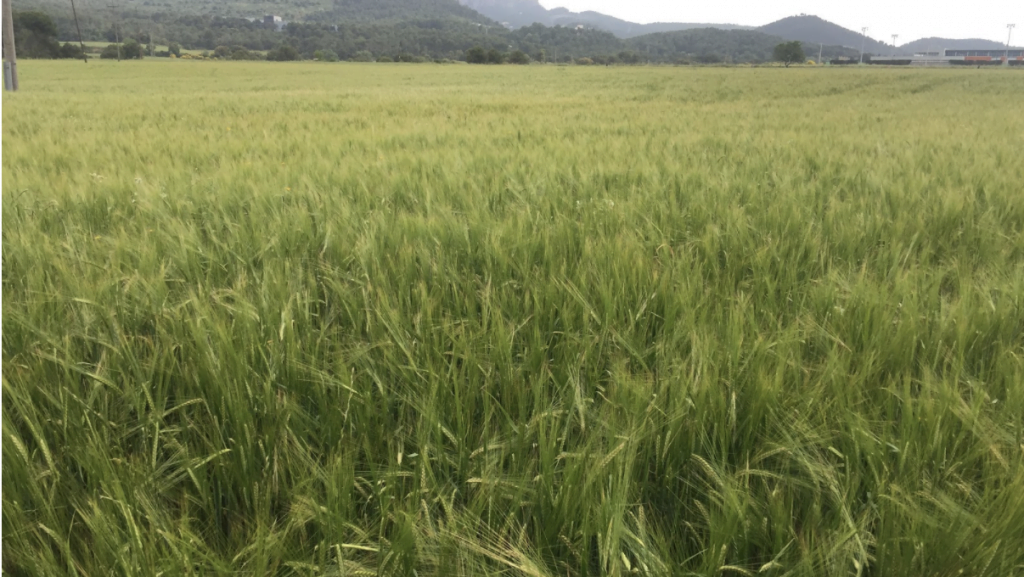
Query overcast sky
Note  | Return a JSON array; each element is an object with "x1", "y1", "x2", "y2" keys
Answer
[{"x1": 538, "y1": 0, "x2": 1022, "y2": 44}]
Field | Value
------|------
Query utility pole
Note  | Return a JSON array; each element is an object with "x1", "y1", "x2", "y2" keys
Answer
[
  {"x1": 818, "y1": 43, "x2": 823, "y2": 64},
  {"x1": 70, "y1": 0, "x2": 87, "y2": 63},
  {"x1": 1007, "y1": 24, "x2": 1016, "y2": 66},
  {"x1": 860, "y1": 27, "x2": 869, "y2": 64},
  {"x1": 891, "y1": 34, "x2": 898, "y2": 56},
  {"x1": 108, "y1": 3, "x2": 121, "y2": 61},
  {"x1": 2, "y1": 0, "x2": 18, "y2": 90}
]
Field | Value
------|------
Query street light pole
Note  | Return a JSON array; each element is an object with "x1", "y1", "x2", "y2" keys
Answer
[
  {"x1": 891, "y1": 34, "x2": 899, "y2": 56},
  {"x1": 1007, "y1": 24, "x2": 1016, "y2": 65},
  {"x1": 860, "y1": 27, "x2": 869, "y2": 64}
]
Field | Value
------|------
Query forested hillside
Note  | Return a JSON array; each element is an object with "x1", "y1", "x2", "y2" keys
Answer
[
  {"x1": 629, "y1": 29, "x2": 856, "y2": 64},
  {"x1": 13, "y1": 0, "x2": 856, "y2": 64},
  {"x1": 14, "y1": 0, "x2": 489, "y2": 22},
  {"x1": 899, "y1": 37, "x2": 1017, "y2": 53}
]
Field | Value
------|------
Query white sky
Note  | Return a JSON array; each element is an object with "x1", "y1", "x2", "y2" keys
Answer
[{"x1": 538, "y1": 0, "x2": 1023, "y2": 44}]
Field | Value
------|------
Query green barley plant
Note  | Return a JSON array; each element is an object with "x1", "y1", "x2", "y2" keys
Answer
[{"x1": 3, "y1": 61, "x2": 1024, "y2": 576}]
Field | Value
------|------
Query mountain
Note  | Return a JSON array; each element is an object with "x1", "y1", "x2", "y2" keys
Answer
[
  {"x1": 899, "y1": 37, "x2": 1019, "y2": 54},
  {"x1": 458, "y1": 0, "x2": 550, "y2": 27},
  {"x1": 758, "y1": 15, "x2": 892, "y2": 55},
  {"x1": 16, "y1": 0, "x2": 494, "y2": 25},
  {"x1": 756, "y1": 15, "x2": 1018, "y2": 57},
  {"x1": 317, "y1": 0, "x2": 494, "y2": 24},
  {"x1": 458, "y1": 0, "x2": 750, "y2": 38}
]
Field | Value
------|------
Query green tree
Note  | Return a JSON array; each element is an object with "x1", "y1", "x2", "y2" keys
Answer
[
  {"x1": 58, "y1": 42, "x2": 85, "y2": 60},
  {"x1": 465, "y1": 46, "x2": 487, "y2": 64},
  {"x1": 12, "y1": 11, "x2": 60, "y2": 58},
  {"x1": 508, "y1": 50, "x2": 530, "y2": 64},
  {"x1": 352, "y1": 50, "x2": 374, "y2": 62},
  {"x1": 618, "y1": 50, "x2": 641, "y2": 64},
  {"x1": 321, "y1": 49, "x2": 339, "y2": 62},
  {"x1": 266, "y1": 45, "x2": 300, "y2": 61},
  {"x1": 120, "y1": 39, "x2": 144, "y2": 59},
  {"x1": 773, "y1": 41, "x2": 805, "y2": 67},
  {"x1": 486, "y1": 48, "x2": 504, "y2": 64},
  {"x1": 168, "y1": 42, "x2": 182, "y2": 57}
]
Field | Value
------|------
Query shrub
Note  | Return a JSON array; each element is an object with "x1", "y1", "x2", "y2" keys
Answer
[
  {"x1": 58, "y1": 42, "x2": 85, "y2": 60},
  {"x1": 121, "y1": 39, "x2": 144, "y2": 60},
  {"x1": 266, "y1": 45, "x2": 300, "y2": 62},
  {"x1": 509, "y1": 50, "x2": 530, "y2": 65},
  {"x1": 486, "y1": 49, "x2": 505, "y2": 64},
  {"x1": 466, "y1": 46, "x2": 487, "y2": 64}
]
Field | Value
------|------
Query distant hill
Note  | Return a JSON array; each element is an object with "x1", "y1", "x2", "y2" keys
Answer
[
  {"x1": 756, "y1": 15, "x2": 1017, "y2": 58},
  {"x1": 16, "y1": 0, "x2": 494, "y2": 25},
  {"x1": 320, "y1": 0, "x2": 494, "y2": 24},
  {"x1": 627, "y1": 28, "x2": 858, "y2": 63},
  {"x1": 458, "y1": 0, "x2": 550, "y2": 27},
  {"x1": 458, "y1": 0, "x2": 749, "y2": 38},
  {"x1": 758, "y1": 15, "x2": 893, "y2": 55},
  {"x1": 899, "y1": 37, "x2": 1020, "y2": 54}
]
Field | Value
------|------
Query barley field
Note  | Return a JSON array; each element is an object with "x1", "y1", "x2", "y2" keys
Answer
[{"x1": 3, "y1": 61, "x2": 1024, "y2": 576}]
